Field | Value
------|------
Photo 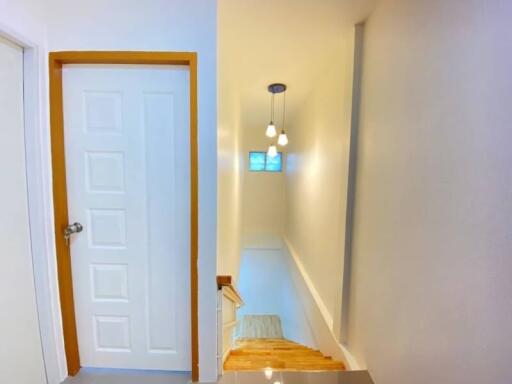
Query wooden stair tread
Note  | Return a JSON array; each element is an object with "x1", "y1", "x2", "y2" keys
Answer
[
  {"x1": 224, "y1": 338, "x2": 346, "y2": 372},
  {"x1": 227, "y1": 357, "x2": 335, "y2": 362},
  {"x1": 230, "y1": 350, "x2": 324, "y2": 357}
]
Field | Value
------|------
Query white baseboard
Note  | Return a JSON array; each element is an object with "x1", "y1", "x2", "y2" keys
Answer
[
  {"x1": 282, "y1": 236, "x2": 360, "y2": 370},
  {"x1": 222, "y1": 345, "x2": 231, "y2": 364}
]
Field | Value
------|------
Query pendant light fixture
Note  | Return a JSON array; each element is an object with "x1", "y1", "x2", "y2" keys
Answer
[
  {"x1": 267, "y1": 143, "x2": 278, "y2": 158},
  {"x1": 278, "y1": 89, "x2": 288, "y2": 146},
  {"x1": 277, "y1": 131, "x2": 288, "y2": 146},
  {"x1": 265, "y1": 92, "x2": 276, "y2": 138},
  {"x1": 266, "y1": 83, "x2": 287, "y2": 156}
]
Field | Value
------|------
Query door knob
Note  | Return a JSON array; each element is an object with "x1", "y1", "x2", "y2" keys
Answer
[{"x1": 64, "y1": 222, "x2": 83, "y2": 245}]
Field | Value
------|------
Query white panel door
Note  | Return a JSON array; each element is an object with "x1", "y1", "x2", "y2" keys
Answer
[
  {"x1": 0, "y1": 36, "x2": 47, "y2": 384},
  {"x1": 62, "y1": 64, "x2": 191, "y2": 370}
]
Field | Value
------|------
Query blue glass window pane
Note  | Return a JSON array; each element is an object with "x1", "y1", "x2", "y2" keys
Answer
[
  {"x1": 265, "y1": 153, "x2": 282, "y2": 172},
  {"x1": 248, "y1": 151, "x2": 283, "y2": 172},
  {"x1": 249, "y1": 152, "x2": 266, "y2": 171}
]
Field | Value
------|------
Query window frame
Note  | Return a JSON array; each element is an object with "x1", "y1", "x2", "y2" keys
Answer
[{"x1": 248, "y1": 151, "x2": 283, "y2": 173}]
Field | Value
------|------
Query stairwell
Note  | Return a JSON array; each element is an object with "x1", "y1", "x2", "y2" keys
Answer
[
  {"x1": 224, "y1": 338, "x2": 346, "y2": 371},
  {"x1": 218, "y1": 281, "x2": 347, "y2": 373}
]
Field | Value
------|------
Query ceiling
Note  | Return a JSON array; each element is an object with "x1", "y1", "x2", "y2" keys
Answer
[{"x1": 218, "y1": 0, "x2": 378, "y2": 136}]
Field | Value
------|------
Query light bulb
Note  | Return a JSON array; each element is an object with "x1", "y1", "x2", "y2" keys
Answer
[
  {"x1": 266, "y1": 122, "x2": 277, "y2": 138},
  {"x1": 278, "y1": 131, "x2": 288, "y2": 146},
  {"x1": 264, "y1": 368, "x2": 273, "y2": 380},
  {"x1": 267, "y1": 144, "x2": 278, "y2": 158}
]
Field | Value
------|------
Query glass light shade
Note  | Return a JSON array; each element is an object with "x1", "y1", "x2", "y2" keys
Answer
[
  {"x1": 278, "y1": 131, "x2": 288, "y2": 146},
  {"x1": 266, "y1": 122, "x2": 277, "y2": 138},
  {"x1": 267, "y1": 144, "x2": 278, "y2": 158}
]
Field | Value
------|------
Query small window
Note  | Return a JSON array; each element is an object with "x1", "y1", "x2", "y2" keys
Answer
[{"x1": 249, "y1": 151, "x2": 282, "y2": 172}]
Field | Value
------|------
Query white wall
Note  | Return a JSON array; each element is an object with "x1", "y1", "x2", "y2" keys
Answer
[
  {"x1": 217, "y1": 6, "x2": 244, "y2": 281},
  {"x1": 0, "y1": 0, "x2": 46, "y2": 41},
  {"x1": 1, "y1": 1, "x2": 219, "y2": 382},
  {"x1": 0, "y1": 35, "x2": 47, "y2": 384},
  {"x1": 237, "y1": 247, "x2": 316, "y2": 347},
  {"x1": 241, "y1": 125, "x2": 286, "y2": 248},
  {"x1": 347, "y1": 1, "x2": 512, "y2": 383},
  {"x1": 217, "y1": 109, "x2": 243, "y2": 281},
  {"x1": 284, "y1": 32, "x2": 355, "y2": 337}
]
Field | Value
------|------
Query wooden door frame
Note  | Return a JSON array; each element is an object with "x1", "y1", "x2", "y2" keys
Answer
[{"x1": 49, "y1": 51, "x2": 199, "y2": 381}]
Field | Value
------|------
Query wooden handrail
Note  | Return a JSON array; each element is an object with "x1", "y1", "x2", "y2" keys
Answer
[
  {"x1": 216, "y1": 275, "x2": 233, "y2": 287},
  {"x1": 217, "y1": 275, "x2": 244, "y2": 306}
]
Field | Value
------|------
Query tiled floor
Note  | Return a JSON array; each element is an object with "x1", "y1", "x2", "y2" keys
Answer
[
  {"x1": 219, "y1": 370, "x2": 374, "y2": 384},
  {"x1": 62, "y1": 368, "x2": 191, "y2": 384},
  {"x1": 62, "y1": 368, "x2": 374, "y2": 384}
]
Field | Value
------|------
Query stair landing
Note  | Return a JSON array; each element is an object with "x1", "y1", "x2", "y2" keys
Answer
[{"x1": 224, "y1": 338, "x2": 346, "y2": 372}]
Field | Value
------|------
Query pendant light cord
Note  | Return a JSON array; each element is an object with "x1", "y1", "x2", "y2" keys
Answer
[
  {"x1": 270, "y1": 92, "x2": 275, "y2": 123},
  {"x1": 282, "y1": 90, "x2": 286, "y2": 132}
]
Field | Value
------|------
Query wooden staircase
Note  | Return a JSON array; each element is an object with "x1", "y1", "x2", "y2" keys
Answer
[{"x1": 224, "y1": 338, "x2": 346, "y2": 371}]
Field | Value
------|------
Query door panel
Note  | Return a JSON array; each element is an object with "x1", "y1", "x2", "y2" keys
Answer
[{"x1": 62, "y1": 64, "x2": 190, "y2": 370}]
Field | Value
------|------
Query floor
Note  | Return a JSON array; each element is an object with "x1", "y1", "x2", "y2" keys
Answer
[
  {"x1": 62, "y1": 368, "x2": 374, "y2": 384},
  {"x1": 220, "y1": 370, "x2": 374, "y2": 384},
  {"x1": 223, "y1": 338, "x2": 346, "y2": 371},
  {"x1": 62, "y1": 368, "x2": 191, "y2": 384}
]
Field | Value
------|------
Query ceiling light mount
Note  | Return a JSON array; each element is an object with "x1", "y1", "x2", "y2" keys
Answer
[
  {"x1": 266, "y1": 83, "x2": 289, "y2": 153},
  {"x1": 268, "y1": 83, "x2": 287, "y2": 94}
]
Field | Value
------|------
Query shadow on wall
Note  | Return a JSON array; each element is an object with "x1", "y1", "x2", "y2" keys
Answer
[{"x1": 236, "y1": 244, "x2": 316, "y2": 347}]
